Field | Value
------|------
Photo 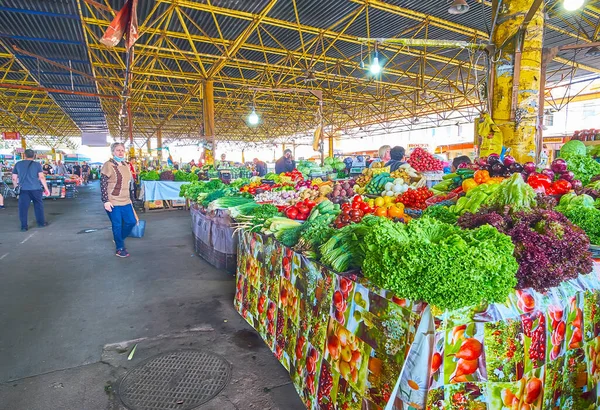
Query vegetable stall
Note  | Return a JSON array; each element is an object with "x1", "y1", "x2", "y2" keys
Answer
[{"x1": 180, "y1": 152, "x2": 600, "y2": 409}]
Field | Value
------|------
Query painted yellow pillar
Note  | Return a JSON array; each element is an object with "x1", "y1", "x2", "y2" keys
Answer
[
  {"x1": 491, "y1": 0, "x2": 544, "y2": 163},
  {"x1": 328, "y1": 134, "x2": 334, "y2": 158},
  {"x1": 157, "y1": 128, "x2": 163, "y2": 161},
  {"x1": 202, "y1": 81, "x2": 215, "y2": 159},
  {"x1": 20, "y1": 137, "x2": 27, "y2": 149}
]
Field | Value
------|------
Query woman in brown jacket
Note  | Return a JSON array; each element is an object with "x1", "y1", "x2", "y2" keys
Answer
[{"x1": 101, "y1": 142, "x2": 136, "y2": 257}]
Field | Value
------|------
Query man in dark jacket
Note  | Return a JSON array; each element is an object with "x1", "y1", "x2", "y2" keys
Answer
[
  {"x1": 385, "y1": 146, "x2": 407, "y2": 172},
  {"x1": 253, "y1": 158, "x2": 268, "y2": 176},
  {"x1": 275, "y1": 149, "x2": 295, "y2": 174}
]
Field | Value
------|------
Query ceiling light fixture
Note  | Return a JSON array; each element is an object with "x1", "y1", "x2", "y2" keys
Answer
[
  {"x1": 370, "y1": 43, "x2": 382, "y2": 75},
  {"x1": 248, "y1": 109, "x2": 259, "y2": 125},
  {"x1": 448, "y1": 0, "x2": 470, "y2": 15},
  {"x1": 563, "y1": 0, "x2": 585, "y2": 11}
]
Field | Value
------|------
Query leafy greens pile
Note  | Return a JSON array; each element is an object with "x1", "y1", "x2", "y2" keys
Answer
[
  {"x1": 362, "y1": 216, "x2": 518, "y2": 310},
  {"x1": 560, "y1": 154, "x2": 600, "y2": 186},
  {"x1": 555, "y1": 193, "x2": 600, "y2": 245},
  {"x1": 458, "y1": 207, "x2": 593, "y2": 291}
]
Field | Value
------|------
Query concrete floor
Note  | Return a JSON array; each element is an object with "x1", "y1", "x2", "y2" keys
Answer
[{"x1": 0, "y1": 182, "x2": 304, "y2": 410}]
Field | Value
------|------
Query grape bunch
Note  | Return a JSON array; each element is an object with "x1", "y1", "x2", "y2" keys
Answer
[
  {"x1": 276, "y1": 312, "x2": 285, "y2": 337},
  {"x1": 522, "y1": 313, "x2": 546, "y2": 361},
  {"x1": 318, "y1": 363, "x2": 333, "y2": 404}
]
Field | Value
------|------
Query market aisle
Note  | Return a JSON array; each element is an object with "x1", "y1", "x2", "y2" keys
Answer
[{"x1": 0, "y1": 183, "x2": 304, "y2": 409}]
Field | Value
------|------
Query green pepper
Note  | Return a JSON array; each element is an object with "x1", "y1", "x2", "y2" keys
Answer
[{"x1": 455, "y1": 196, "x2": 468, "y2": 213}]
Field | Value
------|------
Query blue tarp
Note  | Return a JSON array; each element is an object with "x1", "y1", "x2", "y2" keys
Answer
[{"x1": 141, "y1": 181, "x2": 187, "y2": 201}]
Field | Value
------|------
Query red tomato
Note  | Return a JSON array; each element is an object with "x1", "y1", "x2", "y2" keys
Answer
[
  {"x1": 352, "y1": 195, "x2": 363, "y2": 204},
  {"x1": 286, "y1": 208, "x2": 298, "y2": 219},
  {"x1": 297, "y1": 212, "x2": 308, "y2": 221},
  {"x1": 297, "y1": 204, "x2": 309, "y2": 215}
]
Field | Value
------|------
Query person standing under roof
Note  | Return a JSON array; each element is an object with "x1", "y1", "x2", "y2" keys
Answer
[
  {"x1": 12, "y1": 149, "x2": 50, "y2": 231},
  {"x1": 385, "y1": 146, "x2": 407, "y2": 172},
  {"x1": 55, "y1": 160, "x2": 67, "y2": 176},
  {"x1": 42, "y1": 161, "x2": 53, "y2": 175},
  {"x1": 369, "y1": 145, "x2": 391, "y2": 168},
  {"x1": 253, "y1": 158, "x2": 267, "y2": 177},
  {"x1": 275, "y1": 149, "x2": 295, "y2": 174},
  {"x1": 72, "y1": 162, "x2": 81, "y2": 178},
  {"x1": 81, "y1": 161, "x2": 90, "y2": 184},
  {"x1": 101, "y1": 142, "x2": 137, "y2": 258}
]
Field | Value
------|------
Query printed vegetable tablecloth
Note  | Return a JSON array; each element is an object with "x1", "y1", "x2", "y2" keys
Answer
[{"x1": 234, "y1": 230, "x2": 600, "y2": 410}]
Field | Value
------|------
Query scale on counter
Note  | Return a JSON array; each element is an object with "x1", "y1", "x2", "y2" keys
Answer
[
  {"x1": 219, "y1": 169, "x2": 233, "y2": 184},
  {"x1": 349, "y1": 155, "x2": 366, "y2": 177}
]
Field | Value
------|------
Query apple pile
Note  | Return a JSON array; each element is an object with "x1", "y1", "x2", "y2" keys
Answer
[
  {"x1": 327, "y1": 326, "x2": 362, "y2": 384},
  {"x1": 332, "y1": 277, "x2": 353, "y2": 325},
  {"x1": 500, "y1": 377, "x2": 543, "y2": 409}
]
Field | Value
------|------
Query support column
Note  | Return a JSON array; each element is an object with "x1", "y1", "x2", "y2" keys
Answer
[
  {"x1": 328, "y1": 133, "x2": 334, "y2": 158},
  {"x1": 202, "y1": 81, "x2": 215, "y2": 163},
  {"x1": 491, "y1": 0, "x2": 544, "y2": 163},
  {"x1": 20, "y1": 137, "x2": 27, "y2": 149},
  {"x1": 157, "y1": 128, "x2": 162, "y2": 161},
  {"x1": 147, "y1": 137, "x2": 151, "y2": 153}
]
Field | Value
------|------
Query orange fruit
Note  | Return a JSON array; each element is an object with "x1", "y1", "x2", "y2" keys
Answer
[{"x1": 374, "y1": 207, "x2": 388, "y2": 218}]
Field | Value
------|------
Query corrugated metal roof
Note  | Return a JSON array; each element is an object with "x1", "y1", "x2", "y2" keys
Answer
[
  {"x1": 0, "y1": 0, "x2": 108, "y2": 135},
  {"x1": 1, "y1": 0, "x2": 599, "y2": 143}
]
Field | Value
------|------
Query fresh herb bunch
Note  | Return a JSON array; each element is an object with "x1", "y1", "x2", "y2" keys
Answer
[
  {"x1": 458, "y1": 207, "x2": 593, "y2": 291},
  {"x1": 248, "y1": 204, "x2": 280, "y2": 232},
  {"x1": 422, "y1": 205, "x2": 457, "y2": 224},
  {"x1": 362, "y1": 217, "x2": 518, "y2": 311},
  {"x1": 295, "y1": 214, "x2": 336, "y2": 258}
]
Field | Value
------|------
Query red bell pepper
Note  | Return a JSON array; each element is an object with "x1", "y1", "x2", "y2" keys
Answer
[
  {"x1": 551, "y1": 179, "x2": 572, "y2": 195},
  {"x1": 527, "y1": 173, "x2": 552, "y2": 194}
]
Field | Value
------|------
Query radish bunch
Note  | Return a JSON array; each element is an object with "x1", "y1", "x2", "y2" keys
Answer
[{"x1": 407, "y1": 148, "x2": 443, "y2": 172}]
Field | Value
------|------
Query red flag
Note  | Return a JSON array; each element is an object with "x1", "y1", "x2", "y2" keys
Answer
[{"x1": 100, "y1": 0, "x2": 139, "y2": 50}]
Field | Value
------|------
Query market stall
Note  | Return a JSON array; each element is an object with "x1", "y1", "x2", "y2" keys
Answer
[
  {"x1": 190, "y1": 204, "x2": 238, "y2": 274},
  {"x1": 235, "y1": 230, "x2": 600, "y2": 410},
  {"x1": 180, "y1": 149, "x2": 600, "y2": 409}
]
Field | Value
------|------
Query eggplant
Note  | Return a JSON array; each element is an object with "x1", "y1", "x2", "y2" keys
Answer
[
  {"x1": 490, "y1": 163, "x2": 505, "y2": 176},
  {"x1": 487, "y1": 153, "x2": 501, "y2": 165},
  {"x1": 508, "y1": 163, "x2": 523, "y2": 174}
]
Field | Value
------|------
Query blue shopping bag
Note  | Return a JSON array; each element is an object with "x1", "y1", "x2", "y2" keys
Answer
[{"x1": 129, "y1": 220, "x2": 146, "y2": 238}]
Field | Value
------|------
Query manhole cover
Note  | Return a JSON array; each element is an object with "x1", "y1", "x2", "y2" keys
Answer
[{"x1": 118, "y1": 350, "x2": 231, "y2": 410}]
